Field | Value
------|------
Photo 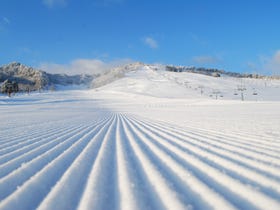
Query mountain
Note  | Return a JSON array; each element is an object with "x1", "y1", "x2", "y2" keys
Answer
[
  {"x1": 0, "y1": 62, "x2": 94, "y2": 91},
  {"x1": 91, "y1": 62, "x2": 280, "y2": 101},
  {"x1": 1, "y1": 61, "x2": 279, "y2": 95},
  {"x1": 91, "y1": 62, "x2": 280, "y2": 89},
  {"x1": 0, "y1": 62, "x2": 49, "y2": 91}
]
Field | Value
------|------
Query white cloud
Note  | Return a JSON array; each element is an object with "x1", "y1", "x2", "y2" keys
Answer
[
  {"x1": 38, "y1": 58, "x2": 133, "y2": 75},
  {"x1": 263, "y1": 50, "x2": 280, "y2": 75},
  {"x1": 144, "y1": 37, "x2": 158, "y2": 49},
  {"x1": 42, "y1": 0, "x2": 67, "y2": 8},
  {"x1": 192, "y1": 55, "x2": 220, "y2": 64},
  {"x1": 246, "y1": 50, "x2": 280, "y2": 75},
  {"x1": 0, "y1": 17, "x2": 10, "y2": 32},
  {"x1": 3, "y1": 17, "x2": 10, "y2": 24}
]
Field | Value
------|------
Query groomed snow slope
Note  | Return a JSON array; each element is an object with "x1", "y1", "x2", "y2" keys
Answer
[{"x1": 0, "y1": 67, "x2": 280, "y2": 210}]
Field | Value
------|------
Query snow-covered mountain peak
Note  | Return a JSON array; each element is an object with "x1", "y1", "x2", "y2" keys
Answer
[
  {"x1": 0, "y1": 62, "x2": 94, "y2": 91},
  {"x1": 91, "y1": 62, "x2": 152, "y2": 88}
]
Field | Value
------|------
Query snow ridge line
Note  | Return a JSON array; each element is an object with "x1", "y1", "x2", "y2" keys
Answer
[
  {"x1": 129, "y1": 115, "x2": 280, "y2": 164},
  {"x1": 0, "y1": 122, "x2": 95, "y2": 179},
  {"x1": 0, "y1": 111, "x2": 279, "y2": 210},
  {"x1": 119, "y1": 115, "x2": 190, "y2": 210},
  {"x1": 127, "y1": 115, "x2": 280, "y2": 201},
  {"x1": 115, "y1": 116, "x2": 138, "y2": 210},
  {"x1": 0, "y1": 114, "x2": 107, "y2": 149},
  {"x1": 0, "y1": 116, "x2": 84, "y2": 141},
  {"x1": 0, "y1": 114, "x2": 108, "y2": 157},
  {"x1": 129, "y1": 115, "x2": 280, "y2": 178},
  {"x1": 0, "y1": 125, "x2": 64, "y2": 146},
  {"x1": 123, "y1": 114, "x2": 240, "y2": 209},
  {"x1": 154, "y1": 117, "x2": 280, "y2": 149},
  {"x1": 123, "y1": 114, "x2": 280, "y2": 209},
  {"x1": 133, "y1": 112, "x2": 279, "y2": 147},
  {"x1": 37, "y1": 114, "x2": 117, "y2": 210},
  {"x1": 77, "y1": 114, "x2": 119, "y2": 210},
  {"x1": 0, "y1": 123, "x2": 86, "y2": 163},
  {"x1": 0, "y1": 115, "x2": 113, "y2": 208},
  {"x1": 118, "y1": 114, "x2": 174, "y2": 210}
]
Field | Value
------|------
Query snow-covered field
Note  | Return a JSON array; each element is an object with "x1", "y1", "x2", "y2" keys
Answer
[{"x1": 1, "y1": 67, "x2": 280, "y2": 210}]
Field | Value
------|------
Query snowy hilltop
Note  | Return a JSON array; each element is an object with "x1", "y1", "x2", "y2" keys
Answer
[
  {"x1": 91, "y1": 62, "x2": 160, "y2": 88},
  {"x1": 91, "y1": 62, "x2": 280, "y2": 101},
  {"x1": 92, "y1": 62, "x2": 280, "y2": 89}
]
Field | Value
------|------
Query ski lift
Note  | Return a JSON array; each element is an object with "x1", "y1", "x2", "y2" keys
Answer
[{"x1": 252, "y1": 88, "x2": 258, "y2": 95}]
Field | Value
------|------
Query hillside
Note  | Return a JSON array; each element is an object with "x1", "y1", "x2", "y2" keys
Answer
[{"x1": 92, "y1": 63, "x2": 280, "y2": 101}]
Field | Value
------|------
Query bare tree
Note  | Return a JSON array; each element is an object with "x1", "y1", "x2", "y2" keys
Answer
[{"x1": 1, "y1": 79, "x2": 19, "y2": 97}]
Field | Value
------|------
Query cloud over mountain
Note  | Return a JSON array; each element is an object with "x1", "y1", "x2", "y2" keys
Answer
[
  {"x1": 39, "y1": 58, "x2": 133, "y2": 75},
  {"x1": 265, "y1": 50, "x2": 280, "y2": 75}
]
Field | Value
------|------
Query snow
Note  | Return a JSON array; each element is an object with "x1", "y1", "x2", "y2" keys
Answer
[{"x1": 0, "y1": 65, "x2": 280, "y2": 210}]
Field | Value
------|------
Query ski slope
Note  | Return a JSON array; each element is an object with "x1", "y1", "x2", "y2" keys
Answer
[{"x1": 0, "y1": 67, "x2": 280, "y2": 210}]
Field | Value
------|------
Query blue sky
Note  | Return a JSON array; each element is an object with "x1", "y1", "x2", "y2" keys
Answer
[{"x1": 1, "y1": 0, "x2": 280, "y2": 75}]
